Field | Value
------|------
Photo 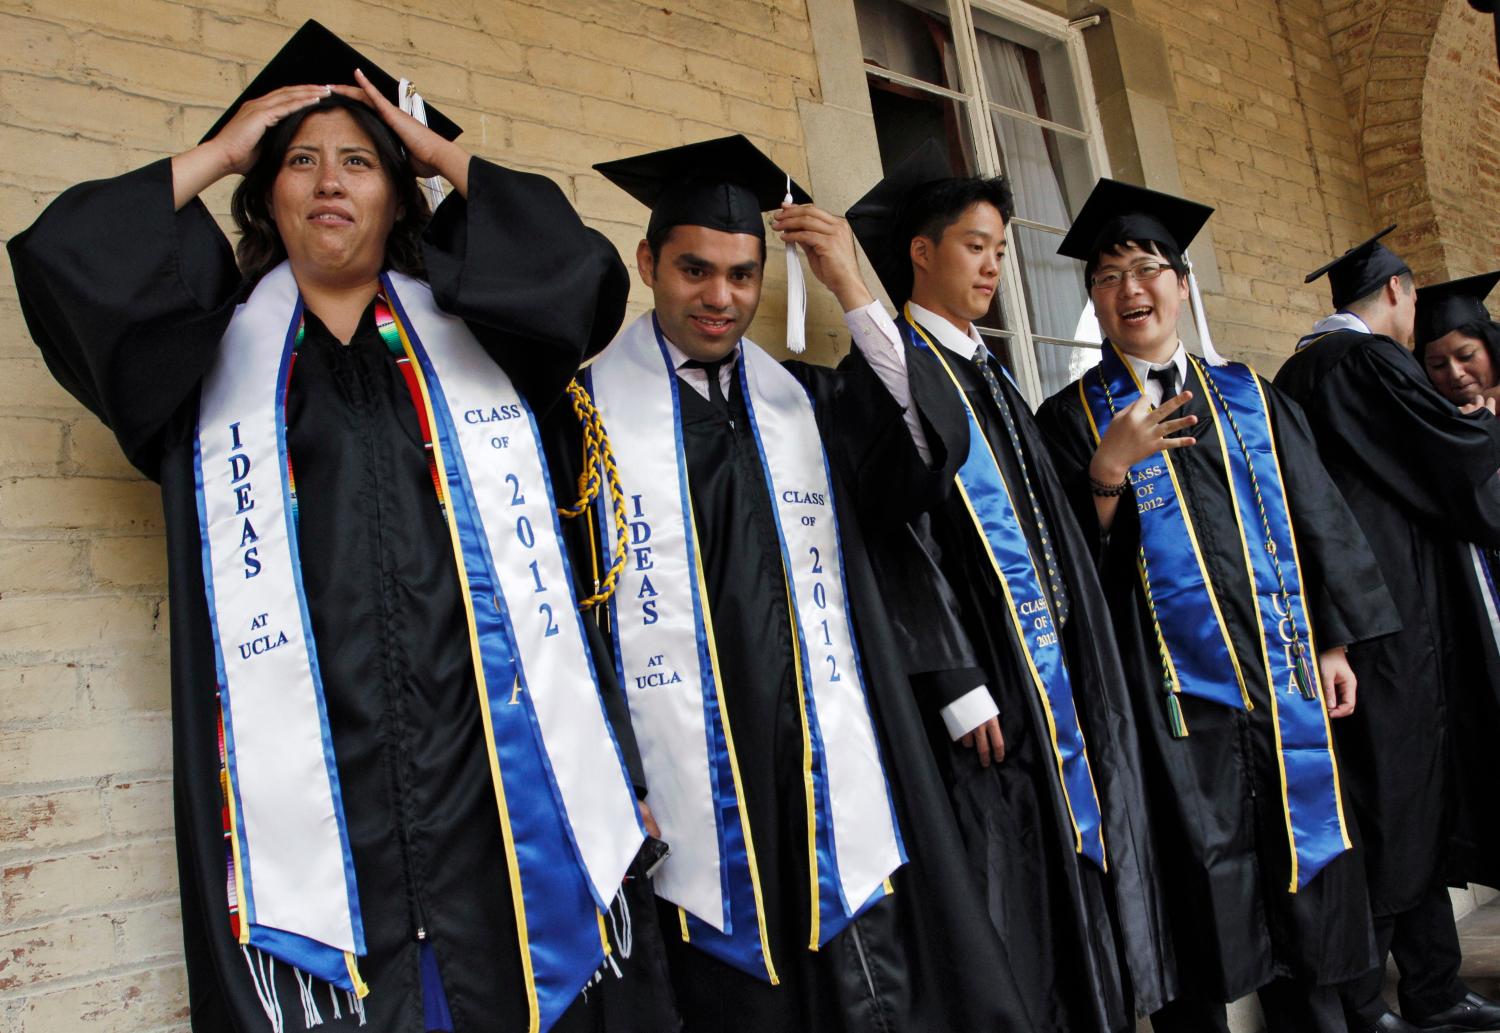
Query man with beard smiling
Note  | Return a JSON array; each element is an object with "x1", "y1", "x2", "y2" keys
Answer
[
  {"x1": 570, "y1": 135, "x2": 1031, "y2": 1032},
  {"x1": 1036, "y1": 180, "x2": 1399, "y2": 1033}
]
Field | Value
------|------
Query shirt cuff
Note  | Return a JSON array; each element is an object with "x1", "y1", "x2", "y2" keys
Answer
[
  {"x1": 940, "y1": 686, "x2": 999, "y2": 740},
  {"x1": 843, "y1": 300, "x2": 907, "y2": 370}
]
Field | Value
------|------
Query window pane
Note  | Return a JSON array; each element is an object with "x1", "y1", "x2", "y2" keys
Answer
[
  {"x1": 990, "y1": 115, "x2": 1093, "y2": 228},
  {"x1": 856, "y1": 0, "x2": 960, "y2": 91},
  {"x1": 971, "y1": 15, "x2": 1086, "y2": 131},
  {"x1": 1033, "y1": 340, "x2": 1103, "y2": 399},
  {"x1": 1010, "y1": 223, "x2": 1091, "y2": 342},
  {"x1": 866, "y1": 81, "x2": 978, "y2": 175}
]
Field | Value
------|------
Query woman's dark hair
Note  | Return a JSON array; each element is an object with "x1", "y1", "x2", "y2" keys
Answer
[
  {"x1": 1414, "y1": 318, "x2": 1500, "y2": 367},
  {"x1": 230, "y1": 94, "x2": 432, "y2": 287},
  {"x1": 1083, "y1": 238, "x2": 1188, "y2": 288}
]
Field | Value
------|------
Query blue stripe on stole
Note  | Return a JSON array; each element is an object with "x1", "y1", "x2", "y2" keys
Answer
[
  {"x1": 902, "y1": 317, "x2": 1104, "y2": 869},
  {"x1": 1081, "y1": 347, "x2": 1247, "y2": 710},
  {"x1": 272, "y1": 299, "x2": 367, "y2": 956},
  {"x1": 1195, "y1": 363, "x2": 1348, "y2": 888},
  {"x1": 646, "y1": 318, "x2": 770, "y2": 980},
  {"x1": 731, "y1": 354, "x2": 891, "y2": 947},
  {"x1": 400, "y1": 316, "x2": 605, "y2": 1030},
  {"x1": 194, "y1": 297, "x2": 365, "y2": 990}
]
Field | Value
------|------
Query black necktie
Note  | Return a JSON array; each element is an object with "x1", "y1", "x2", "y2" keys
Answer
[
  {"x1": 682, "y1": 355, "x2": 735, "y2": 415},
  {"x1": 970, "y1": 348, "x2": 1069, "y2": 626},
  {"x1": 1149, "y1": 363, "x2": 1179, "y2": 402}
]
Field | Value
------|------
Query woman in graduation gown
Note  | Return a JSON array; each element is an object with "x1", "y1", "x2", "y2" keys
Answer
[
  {"x1": 7, "y1": 29, "x2": 676, "y2": 1033},
  {"x1": 1036, "y1": 181, "x2": 1397, "y2": 1032}
]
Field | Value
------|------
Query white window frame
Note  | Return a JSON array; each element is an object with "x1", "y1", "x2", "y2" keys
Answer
[{"x1": 860, "y1": 0, "x2": 1112, "y2": 404}]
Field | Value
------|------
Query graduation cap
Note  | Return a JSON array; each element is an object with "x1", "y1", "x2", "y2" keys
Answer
[
  {"x1": 1415, "y1": 270, "x2": 1500, "y2": 345},
  {"x1": 1304, "y1": 225, "x2": 1410, "y2": 311},
  {"x1": 1056, "y1": 178, "x2": 1213, "y2": 262},
  {"x1": 845, "y1": 139, "x2": 955, "y2": 307},
  {"x1": 1058, "y1": 179, "x2": 1224, "y2": 364},
  {"x1": 594, "y1": 135, "x2": 811, "y2": 242},
  {"x1": 200, "y1": 20, "x2": 462, "y2": 144},
  {"x1": 596, "y1": 135, "x2": 814, "y2": 351}
]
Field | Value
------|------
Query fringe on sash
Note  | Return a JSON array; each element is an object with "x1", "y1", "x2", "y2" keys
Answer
[
  {"x1": 582, "y1": 889, "x2": 634, "y2": 999},
  {"x1": 242, "y1": 946, "x2": 366, "y2": 1031}
]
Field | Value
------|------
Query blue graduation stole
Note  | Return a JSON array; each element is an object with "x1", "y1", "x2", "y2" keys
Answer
[
  {"x1": 1080, "y1": 343, "x2": 1351, "y2": 889},
  {"x1": 901, "y1": 311, "x2": 1106, "y2": 869}
]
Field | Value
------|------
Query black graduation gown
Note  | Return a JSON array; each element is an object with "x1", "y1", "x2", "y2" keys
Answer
[
  {"x1": 1037, "y1": 357, "x2": 1397, "y2": 1003},
  {"x1": 1273, "y1": 329, "x2": 1500, "y2": 911},
  {"x1": 853, "y1": 339, "x2": 1176, "y2": 1031},
  {"x1": 552, "y1": 336, "x2": 1033, "y2": 1032},
  {"x1": 7, "y1": 158, "x2": 679, "y2": 1033}
]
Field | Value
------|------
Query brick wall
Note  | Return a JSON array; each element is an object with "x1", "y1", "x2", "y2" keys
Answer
[
  {"x1": 1124, "y1": 0, "x2": 1377, "y2": 372},
  {"x1": 0, "y1": 2, "x2": 822, "y2": 1029}
]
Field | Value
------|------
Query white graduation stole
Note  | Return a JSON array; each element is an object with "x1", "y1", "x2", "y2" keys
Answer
[
  {"x1": 585, "y1": 312, "x2": 904, "y2": 979},
  {"x1": 196, "y1": 263, "x2": 643, "y2": 1030}
]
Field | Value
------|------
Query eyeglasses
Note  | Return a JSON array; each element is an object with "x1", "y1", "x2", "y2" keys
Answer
[{"x1": 1090, "y1": 261, "x2": 1170, "y2": 291}]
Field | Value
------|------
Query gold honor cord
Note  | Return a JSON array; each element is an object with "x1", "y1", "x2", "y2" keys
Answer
[
  {"x1": 560, "y1": 379, "x2": 630, "y2": 612},
  {"x1": 387, "y1": 304, "x2": 539, "y2": 1029},
  {"x1": 909, "y1": 315, "x2": 1103, "y2": 863}
]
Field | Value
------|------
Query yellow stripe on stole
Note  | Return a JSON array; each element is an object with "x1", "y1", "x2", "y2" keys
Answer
[
  {"x1": 778, "y1": 571, "x2": 823, "y2": 950},
  {"x1": 387, "y1": 304, "x2": 542, "y2": 1032},
  {"x1": 224, "y1": 764, "x2": 251, "y2": 945},
  {"x1": 1247, "y1": 372, "x2": 1352, "y2": 885},
  {"x1": 908, "y1": 313, "x2": 1101, "y2": 866},
  {"x1": 344, "y1": 952, "x2": 369, "y2": 999},
  {"x1": 687, "y1": 505, "x2": 781, "y2": 985}
]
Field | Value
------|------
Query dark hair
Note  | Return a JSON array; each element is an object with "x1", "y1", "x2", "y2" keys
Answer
[
  {"x1": 1083, "y1": 238, "x2": 1188, "y2": 288},
  {"x1": 1414, "y1": 318, "x2": 1500, "y2": 366},
  {"x1": 1345, "y1": 270, "x2": 1415, "y2": 315},
  {"x1": 230, "y1": 94, "x2": 431, "y2": 287},
  {"x1": 896, "y1": 176, "x2": 1015, "y2": 257},
  {"x1": 646, "y1": 222, "x2": 767, "y2": 266}
]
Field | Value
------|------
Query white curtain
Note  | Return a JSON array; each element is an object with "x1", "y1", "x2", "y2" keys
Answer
[{"x1": 974, "y1": 34, "x2": 1098, "y2": 393}]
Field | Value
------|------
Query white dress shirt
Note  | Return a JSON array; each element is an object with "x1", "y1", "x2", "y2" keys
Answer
[
  {"x1": 844, "y1": 302, "x2": 1002, "y2": 741},
  {"x1": 1124, "y1": 343, "x2": 1190, "y2": 407}
]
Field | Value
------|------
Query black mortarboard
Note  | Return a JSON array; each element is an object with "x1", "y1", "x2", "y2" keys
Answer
[
  {"x1": 845, "y1": 140, "x2": 955, "y2": 306},
  {"x1": 593, "y1": 135, "x2": 811, "y2": 241},
  {"x1": 1415, "y1": 270, "x2": 1500, "y2": 344},
  {"x1": 1057, "y1": 179, "x2": 1213, "y2": 261},
  {"x1": 200, "y1": 20, "x2": 462, "y2": 144},
  {"x1": 1304, "y1": 225, "x2": 1411, "y2": 311}
]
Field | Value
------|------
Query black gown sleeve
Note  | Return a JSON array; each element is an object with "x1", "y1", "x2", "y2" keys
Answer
[
  {"x1": 6, "y1": 158, "x2": 242, "y2": 479},
  {"x1": 1265, "y1": 382, "x2": 1401, "y2": 649},
  {"x1": 793, "y1": 335, "x2": 967, "y2": 531},
  {"x1": 1036, "y1": 388, "x2": 1116, "y2": 554},
  {"x1": 1298, "y1": 341, "x2": 1500, "y2": 546},
  {"x1": 422, "y1": 157, "x2": 629, "y2": 416}
]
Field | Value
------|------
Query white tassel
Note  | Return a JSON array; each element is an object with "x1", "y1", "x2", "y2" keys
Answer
[
  {"x1": 329, "y1": 983, "x2": 343, "y2": 1021},
  {"x1": 783, "y1": 175, "x2": 807, "y2": 354},
  {"x1": 399, "y1": 78, "x2": 448, "y2": 214},
  {"x1": 349, "y1": 989, "x2": 367, "y2": 1027},
  {"x1": 1184, "y1": 251, "x2": 1226, "y2": 366}
]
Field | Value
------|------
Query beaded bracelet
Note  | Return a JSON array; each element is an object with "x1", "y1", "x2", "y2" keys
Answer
[{"x1": 1089, "y1": 473, "x2": 1130, "y2": 497}]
